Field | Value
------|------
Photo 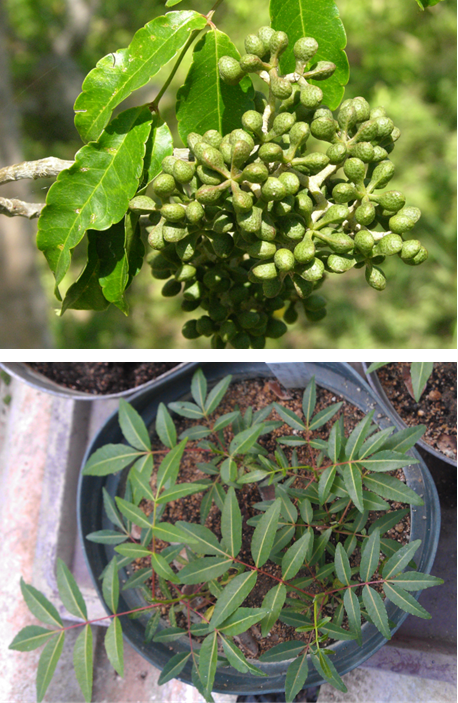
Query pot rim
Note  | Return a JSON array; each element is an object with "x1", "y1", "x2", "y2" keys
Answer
[
  {"x1": 0, "y1": 361, "x2": 188, "y2": 400},
  {"x1": 362, "y1": 362, "x2": 456, "y2": 468},
  {"x1": 77, "y1": 362, "x2": 441, "y2": 695}
]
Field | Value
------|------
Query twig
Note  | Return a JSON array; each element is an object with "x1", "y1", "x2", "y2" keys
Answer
[
  {"x1": 0, "y1": 197, "x2": 45, "y2": 219},
  {"x1": 0, "y1": 157, "x2": 74, "y2": 185}
]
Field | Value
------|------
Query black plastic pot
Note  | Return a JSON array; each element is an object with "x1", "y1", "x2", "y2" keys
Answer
[
  {"x1": 362, "y1": 362, "x2": 456, "y2": 468},
  {"x1": 77, "y1": 362, "x2": 441, "y2": 696},
  {"x1": 0, "y1": 362, "x2": 187, "y2": 400}
]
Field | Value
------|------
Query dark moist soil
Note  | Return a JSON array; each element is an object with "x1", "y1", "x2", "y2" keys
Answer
[
  {"x1": 376, "y1": 362, "x2": 457, "y2": 460},
  {"x1": 127, "y1": 377, "x2": 411, "y2": 659},
  {"x1": 26, "y1": 362, "x2": 179, "y2": 395}
]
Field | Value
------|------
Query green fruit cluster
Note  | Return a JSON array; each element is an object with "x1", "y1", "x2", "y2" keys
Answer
[{"x1": 140, "y1": 27, "x2": 427, "y2": 349}]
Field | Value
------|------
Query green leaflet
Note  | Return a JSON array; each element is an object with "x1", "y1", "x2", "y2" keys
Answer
[
  {"x1": 36, "y1": 631, "x2": 65, "y2": 703},
  {"x1": 205, "y1": 375, "x2": 232, "y2": 415},
  {"x1": 345, "y1": 411, "x2": 375, "y2": 461},
  {"x1": 82, "y1": 443, "x2": 143, "y2": 476},
  {"x1": 342, "y1": 463, "x2": 364, "y2": 513},
  {"x1": 383, "y1": 582, "x2": 431, "y2": 619},
  {"x1": 176, "y1": 28, "x2": 254, "y2": 144},
  {"x1": 343, "y1": 587, "x2": 362, "y2": 645},
  {"x1": 363, "y1": 473, "x2": 424, "y2": 506},
  {"x1": 334, "y1": 543, "x2": 351, "y2": 586},
  {"x1": 191, "y1": 368, "x2": 207, "y2": 409},
  {"x1": 273, "y1": 402, "x2": 306, "y2": 431},
  {"x1": 156, "y1": 439, "x2": 188, "y2": 493},
  {"x1": 360, "y1": 450, "x2": 418, "y2": 473},
  {"x1": 362, "y1": 585, "x2": 391, "y2": 640},
  {"x1": 105, "y1": 617, "x2": 124, "y2": 677},
  {"x1": 157, "y1": 483, "x2": 208, "y2": 504},
  {"x1": 259, "y1": 641, "x2": 305, "y2": 662},
  {"x1": 139, "y1": 120, "x2": 174, "y2": 194},
  {"x1": 199, "y1": 631, "x2": 218, "y2": 693},
  {"x1": 411, "y1": 362, "x2": 434, "y2": 402},
  {"x1": 60, "y1": 233, "x2": 110, "y2": 314},
  {"x1": 260, "y1": 584, "x2": 287, "y2": 637},
  {"x1": 380, "y1": 424, "x2": 426, "y2": 453},
  {"x1": 179, "y1": 557, "x2": 233, "y2": 585},
  {"x1": 115, "y1": 497, "x2": 152, "y2": 530},
  {"x1": 118, "y1": 399, "x2": 151, "y2": 452},
  {"x1": 153, "y1": 627, "x2": 186, "y2": 642},
  {"x1": 251, "y1": 498, "x2": 282, "y2": 567},
  {"x1": 285, "y1": 652, "x2": 309, "y2": 703},
  {"x1": 230, "y1": 424, "x2": 264, "y2": 455},
  {"x1": 156, "y1": 403, "x2": 177, "y2": 448},
  {"x1": 151, "y1": 552, "x2": 179, "y2": 582},
  {"x1": 309, "y1": 402, "x2": 343, "y2": 430},
  {"x1": 73, "y1": 625, "x2": 93, "y2": 703},
  {"x1": 158, "y1": 652, "x2": 191, "y2": 685},
  {"x1": 282, "y1": 531, "x2": 312, "y2": 580},
  {"x1": 176, "y1": 521, "x2": 227, "y2": 556},
  {"x1": 102, "y1": 556, "x2": 119, "y2": 614},
  {"x1": 416, "y1": 0, "x2": 444, "y2": 9},
  {"x1": 210, "y1": 570, "x2": 257, "y2": 628},
  {"x1": 37, "y1": 106, "x2": 153, "y2": 290},
  {"x1": 359, "y1": 528, "x2": 380, "y2": 583},
  {"x1": 221, "y1": 487, "x2": 242, "y2": 558},
  {"x1": 20, "y1": 579, "x2": 62, "y2": 629},
  {"x1": 391, "y1": 571, "x2": 444, "y2": 591},
  {"x1": 318, "y1": 465, "x2": 336, "y2": 505},
  {"x1": 311, "y1": 650, "x2": 347, "y2": 692},
  {"x1": 220, "y1": 637, "x2": 251, "y2": 673},
  {"x1": 270, "y1": 0, "x2": 349, "y2": 109},
  {"x1": 9, "y1": 626, "x2": 57, "y2": 652},
  {"x1": 74, "y1": 12, "x2": 207, "y2": 143},
  {"x1": 382, "y1": 539, "x2": 422, "y2": 580},
  {"x1": 302, "y1": 376, "x2": 316, "y2": 424},
  {"x1": 218, "y1": 608, "x2": 269, "y2": 636},
  {"x1": 368, "y1": 508, "x2": 409, "y2": 536},
  {"x1": 56, "y1": 558, "x2": 88, "y2": 620},
  {"x1": 114, "y1": 544, "x2": 152, "y2": 562}
]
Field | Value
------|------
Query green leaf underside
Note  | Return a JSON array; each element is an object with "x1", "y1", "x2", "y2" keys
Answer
[
  {"x1": 411, "y1": 362, "x2": 434, "y2": 402},
  {"x1": 37, "y1": 106, "x2": 153, "y2": 289},
  {"x1": 362, "y1": 585, "x2": 391, "y2": 640},
  {"x1": 176, "y1": 28, "x2": 254, "y2": 144},
  {"x1": 20, "y1": 579, "x2": 62, "y2": 629},
  {"x1": 102, "y1": 556, "x2": 119, "y2": 614},
  {"x1": 56, "y1": 558, "x2": 88, "y2": 620},
  {"x1": 9, "y1": 626, "x2": 57, "y2": 652},
  {"x1": 285, "y1": 652, "x2": 309, "y2": 703},
  {"x1": 271, "y1": 0, "x2": 349, "y2": 110},
  {"x1": 36, "y1": 631, "x2": 65, "y2": 703},
  {"x1": 252, "y1": 498, "x2": 282, "y2": 567},
  {"x1": 105, "y1": 617, "x2": 124, "y2": 677},
  {"x1": 118, "y1": 399, "x2": 151, "y2": 451},
  {"x1": 158, "y1": 652, "x2": 191, "y2": 685},
  {"x1": 383, "y1": 583, "x2": 431, "y2": 619},
  {"x1": 260, "y1": 584, "x2": 287, "y2": 636},
  {"x1": 74, "y1": 11, "x2": 207, "y2": 143},
  {"x1": 83, "y1": 443, "x2": 143, "y2": 476},
  {"x1": 210, "y1": 570, "x2": 257, "y2": 628},
  {"x1": 73, "y1": 625, "x2": 93, "y2": 703}
]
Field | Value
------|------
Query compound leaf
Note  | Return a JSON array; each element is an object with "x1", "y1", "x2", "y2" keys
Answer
[
  {"x1": 37, "y1": 106, "x2": 152, "y2": 289},
  {"x1": 74, "y1": 11, "x2": 207, "y2": 143},
  {"x1": 270, "y1": 0, "x2": 349, "y2": 109},
  {"x1": 177, "y1": 28, "x2": 254, "y2": 144}
]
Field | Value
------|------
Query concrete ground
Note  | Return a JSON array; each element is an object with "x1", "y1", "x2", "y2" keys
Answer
[{"x1": 0, "y1": 369, "x2": 456, "y2": 703}]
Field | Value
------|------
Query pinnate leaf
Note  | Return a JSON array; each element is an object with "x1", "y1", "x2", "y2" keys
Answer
[
  {"x1": 360, "y1": 450, "x2": 418, "y2": 472},
  {"x1": 117, "y1": 399, "x2": 150, "y2": 451},
  {"x1": 271, "y1": 0, "x2": 349, "y2": 109},
  {"x1": 220, "y1": 637, "x2": 250, "y2": 674},
  {"x1": 38, "y1": 106, "x2": 152, "y2": 289},
  {"x1": 318, "y1": 465, "x2": 336, "y2": 505},
  {"x1": 230, "y1": 425, "x2": 263, "y2": 455},
  {"x1": 151, "y1": 552, "x2": 179, "y2": 583},
  {"x1": 56, "y1": 558, "x2": 87, "y2": 620},
  {"x1": 36, "y1": 631, "x2": 65, "y2": 702},
  {"x1": 260, "y1": 584, "x2": 287, "y2": 637},
  {"x1": 73, "y1": 625, "x2": 93, "y2": 703},
  {"x1": 345, "y1": 411, "x2": 375, "y2": 460},
  {"x1": 115, "y1": 543, "x2": 153, "y2": 560},
  {"x1": 176, "y1": 522, "x2": 227, "y2": 556},
  {"x1": 74, "y1": 12, "x2": 207, "y2": 143},
  {"x1": 105, "y1": 617, "x2": 124, "y2": 677},
  {"x1": 115, "y1": 497, "x2": 152, "y2": 530}
]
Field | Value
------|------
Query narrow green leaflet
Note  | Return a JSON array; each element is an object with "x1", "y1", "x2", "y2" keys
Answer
[
  {"x1": 362, "y1": 492, "x2": 389, "y2": 511},
  {"x1": 213, "y1": 411, "x2": 239, "y2": 433},
  {"x1": 60, "y1": 233, "x2": 110, "y2": 313},
  {"x1": 383, "y1": 583, "x2": 431, "y2": 619},
  {"x1": 191, "y1": 368, "x2": 207, "y2": 410},
  {"x1": 166, "y1": 0, "x2": 185, "y2": 7},
  {"x1": 210, "y1": 570, "x2": 257, "y2": 628},
  {"x1": 75, "y1": 11, "x2": 207, "y2": 143},
  {"x1": 220, "y1": 637, "x2": 250, "y2": 674},
  {"x1": 9, "y1": 626, "x2": 57, "y2": 652},
  {"x1": 285, "y1": 652, "x2": 309, "y2": 703},
  {"x1": 311, "y1": 651, "x2": 347, "y2": 693},
  {"x1": 122, "y1": 567, "x2": 151, "y2": 591},
  {"x1": 115, "y1": 544, "x2": 153, "y2": 561},
  {"x1": 118, "y1": 399, "x2": 151, "y2": 451},
  {"x1": 168, "y1": 401, "x2": 205, "y2": 419},
  {"x1": 158, "y1": 652, "x2": 191, "y2": 685},
  {"x1": 73, "y1": 625, "x2": 93, "y2": 703},
  {"x1": 416, "y1": 0, "x2": 444, "y2": 9},
  {"x1": 150, "y1": 553, "x2": 179, "y2": 582},
  {"x1": 156, "y1": 438, "x2": 188, "y2": 493},
  {"x1": 218, "y1": 608, "x2": 269, "y2": 636},
  {"x1": 309, "y1": 527, "x2": 331, "y2": 565},
  {"x1": 309, "y1": 402, "x2": 343, "y2": 431},
  {"x1": 221, "y1": 488, "x2": 242, "y2": 558},
  {"x1": 102, "y1": 556, "x2": 119, "y2": 614},
  {"x1": 360, "y1": 451, "x2": 418, "y2": 473},
  {"x1": 302, "y1": 377, "x2": 316, "y2": 424},
  {"x1": 115, "y1": 497, "x2": 152, "y2": 530},
  {"x1": 368, "y1": 508, "x2": 409, "y2": 536},
  {"x1": 252, "y1": 498, "x2": 282, "y2": 567},
  {"x1": 343, "y1": 587, "x2": 362, "y2": 645},
  {"x1": 179, "y1": 557, "x2": 233, "y2": 585},
  {"x1": 145, "y1": 610, "x2": 161, "y2": 643},
  {"x1": 152, "y1": 522, "x2": 194, "y2": 544},
  {"x1": 363, "y1": 474, "x2": 423, "y2": 506},
  {"x1": 102, "y1": 488, "x2": 125, "y2": 531},
  {"x1": 230, "y1": 425, "x2": 264, "y2": 455},
  {"x1": 391, "y1": 572, "x2": 444, "y2": 591},
  {"x1": 156, "y1": 482, "x2": 208, "y2": 504},
  {"x1": 334, "y1": 543, "x2": 351, "y2": 586},
  {"x1": 83, "y1": 444, "x2": 143, "y2": 476},
  {"x1": 282, "y1": 532, "x2": 312, "y2": 580},
  {"x1": 130, "y1": 455, "x2": 155, "y2": 503},
  {"x1": 205, "y1": 375, "x2": 232, "y2": 415},
  {"x1": 199, "y1": 631, "x2": 218, "y2": 693},
  {"x1": 153, "y1": 627, "x2": 186, "y2": 642},
  {"x1": 382, "y1": 539, "x2": 422, "y2": 580},
  {"x1": 156, "y1": 402, "x2": 177, "y2": 449},
  {"x1": 36, "y1": 631, "x2": 65, "y2": 703},
  {"x1": 259, "y1": 641, "x2": 305, "y2": 662},
  {"x1": 20, "y1": 579, "x2": 62, "y2": 629},
  {"x1": 411, "y1": 362, "x2": 434, "y2": 402},
  {"x1": 345, "y1": 411, "x2": 375, "y2": 461},
  {"x1": 359, "y1": 528, "x2": 380, "y2": 583},
  {"x1": 176, "y1": 28, "x2": 254, "y2": 144},
  {"x1": 56, "y1": 558, "x2": 87, "y2": 620},
  {"x1": 362, "y1": 585, "x2": 391, "y2": 640},
  {"x1": 318, "y1": 622, "x2": 357, "y2": 641},
  {"x1": 176, "y1": 522, "x2": 227, "y2": 555},
  {"x1": 342, "y1": 463, "x2": 364, "y2": 513},
  {"x1": 277, "y1": 484, "x2": 298, "y2": 523},
  {"x1": 179, "y1": 425, "x2": 212, "y2": 440},
  {"x1": 105, "y1": 617, "x2": 124, "y2": 677},
  {"x1": 38, "y1": 106, "x2": 152, "y2": 289},
  {"x1": 300, "y1": 498, "x2": 313, "y2": 525},
  {"x1": 380, "y1": 425, "x2": 426, "y2": 453},
  {"x1": 260, "y1": 584, "x2": 287, "y2": 637},
  {"x1": 367, "y1": 362, "x2": 389, "y2": 373},
  {"x1": 139, "y1": 120, "x2": 174, "y2": 194},
  {"x1": 270, "y1": 0, "x2": 349, "y2": 109},
  {"x1": 273, "y1": 402, "x2": 306, "y2": 431},
  {"x1": 318, "y1": 465, "x2": 336, "y2": 505},
  {"x1": 359, "y1": 427, "x2": 395, "y2": 459}
]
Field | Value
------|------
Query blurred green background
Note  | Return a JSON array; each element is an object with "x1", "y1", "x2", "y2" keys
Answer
[{"x1": 3, "y1": 0, "x2": 456, "y2": 349}]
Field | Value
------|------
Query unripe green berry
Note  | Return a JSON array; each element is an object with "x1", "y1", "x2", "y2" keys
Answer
[
  {"x1": 261, "y1": 177, "x2": 287, "y2": 202},
  {"x1": 218, "y1": 56, "x2": 244, "y2": 85},
  {"x1": 354, "y1": 230, "x2": 375, "y2": 257},
  {"x1": 182, "y1": 320, "x2": 200, "y2": 339},
  {"x1": 375, "y1": 116, "x2": 394, "y2": 139},
  {"x1": 354, "y1": 119, "x2": 379, "y2": 143},
  {"x1": 232, "y1": 140, "x2": 253, "y2": 169},
  {"x1": 294, "y1": 37, "x2": 319, "y2": 63},
  {"x1": 197, "y1": 164, "x2": 223, "y2": 185},
  {"x1": 257, "y1": 26, "x2": 276, "y2": 50},
  {"x1": 370, "y1": 160, "x2": 395, "y2": 189},
  {"x1": 282, "y1": 213, "x2": 307, "y2": 240},
  {"x1": 240, "y1": 53, "x2": 265, "y2": 73},
  {"x1": 269, "y1": 31, "x2": 289, "y2": 57},
  {"x1": 365, "y1": 264, "x2": 386, "y2": 290},
  {"x1": 196, "y1": 185, "x2": 223, "y2": 204},
  {"x1": 332, "y1": 182, "x2": 357, "y2": 203},
  {"x1": 403, "y1": 245, "x2": 428, "y2": 266},
  {"x1": 252, "y1": 262, "x2": 278, "y2": 279},
  {"x1": 219, "y1": 137, "x2": 232, "y2": 164},
  {"x1": 278, "y1": 171, "x2": 300, "y2": 195},
  {"x1": 242, "y1": 110, "x2": 263, "y2": 136},
  {"x1": 299, "y1": 257, "x2": 325, "y2": 281},
  {"x1": 338, "y1": 103, "x2": 357, "y2": 132},
  {"x1": 161, "y1": 279, "x2": 181, "y2": 297},
  {"x1": 196, "y1": 315, "x2": 216, "y2": 337},
  {"x1": 316, "y1": 230, "x2": 354, "y2": 254},
  {"x1": 398, "y1": 206, "x2": 421, "y2": 224},
  {"x1": 377, "y1": 233, "x2": 403, "y2": 256},
  {"x1": 173, "y1": 160, "x2": 195, "y2": 184},
  {"x1": 306, "y1": 61, "x2": 336, "y2": 80},
  {"x1": 181, "y1": 299, "x2": 200, "y2": 312},
  {"x1": 352, "y1": 97, "x2": 371, "y2": 122},
  {"x1": 350, "y1": 141, "x2": 375, "y2": 163},
  {"x1": 211, "y1": 334, "x2": 226, "y2": 349},
  {"x1": 259, "y1": 143, "x2": 284, "y2": 163},
  {"x1": 183, "y1": 280, "x2": 204, "y2": 301},
  {"x1": 203, "y1": 130, "x2": 223, "y2": 148},
  {"x1": 292, "y1": 275, "x2": 314, "y2": 298},
  {"x1": 318, "y1": 204, "x2": 349, "y2": 227},
  {"x1": 263, "y1": 278, "x2": 283, "y2": 298},
  {"x1": 296, "y1": 192, "x2": 314, "y2": 221},
  {"x1": 274, "y1": 194, "x2": 295, "y2": 217},
  {"x1": 163, "y1": 222, "x2": 188, "y2": 243},
  {"x1": 266, "y1": 318, "x2": 287, "y2": 339},
  {"x1": 230, "y1": 129, "x2": 255, "y2": 149},
  {"x1": 245, "y1": 33, "x2": 266, "y2": 57},
  {"x1": 300, "y1": 85, "x2": 323, "y2": 109},
  {"x1": 294, "y1": 235, "x2": 316, "y2": 263},
  {"x1": 245, "y1": 240, "x2": 277, "y2": 259},
  {"x1": 283, "y1": 303, "x2": 298, "y2": 324},
  {"x1": 238, "y1": 311, "x2": 260, "y2": 329},
  {"x1": 389, "y1": 214, "x2": 415, "y2": 234},
  {"x1": 272, "y1": 112, "x2": 296, "y2": 136},
  {"x1": 161, "y1": 203, "x2": 186, "y2": 222},
  {"x1": 152, "y1": 173, "x2": 176, "y2": 197},
  {"x1": 187, "y1": 132, "x2": 203, "y2": 151},
  {"x1": 232, "y1": 332, "x2": 251, "y2": 349},
  {"x1": 310, "y1": 117, "x2": 337, "y2": 142},
  {"x1": 327, "y1": 143, "x2": 348, "y2": 164},
  {"x1": 161, "y1": 155, "x2": 177, "y2": 175},
  {"x1": 271, "y1": 76, "x2": 293, "y2": 99},
  {"x1": 305, "y1": 307, "x2": 327, "y2": 322},
  {"x1": 377, "y1": 190, "x2": 406, "y2": 212},
  {"x1": 370, "y1": 106, "x2": 386, "y2": 119},
  {"x1": 344, "y1": 158, "x2": 366, "y2": 183},
  {"x1": 399, "y1": 239, "x2": 421, "y2": 260},
  {"x1": 174, "y1": 264, "x2": 196, "y2": 282},
  {"x1": 186, "y1": 200, "x2": 204, "y2": 224},
  {"x1": 274, "y1": 248, "x2": 295, "y2": 271},
  {"x1": 212, "y1": 233, "x2": 234, "y2": 258},
  {"x1": 237, "y1": 206, "x2": 263, "y2": 233},
  {"x1": 327, "y1": 253, "x2": 356, "y2": 273},
  {"x1": 259, "y1": 213, "x2": 277, "y2": 241},
  {"x1": 212, "y1": 212, "x2": 234, "y2": 234},
  {"x1": 220, "y1": 320, "x2": 238, "y2": 341},
  {"x1": 242, "y1": 162, "x2": 269, "y2": 184},
  {"x1": 147, "y1": 222, "x2": 165, "y2": 250},
  {"x1": 297, "y1": 152, "x2": 330, "y2": 174},
  {"x1": 289, "y1": 121, "x2": 310, "y2": 147},
  {"x1": 303, "y1": 294, "x2": 326, "y2": 312},
  {"x1": 355, "y1": 201, "x2": 376, "y2": 226},
  {"x1": 203, "y1": 268, "x2": 227, "y2": 290}
]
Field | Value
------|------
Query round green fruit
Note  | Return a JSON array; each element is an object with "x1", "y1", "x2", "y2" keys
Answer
[
  {"x1": 182, "y1": 320, "x2": 200, "y2": 339},
  {"x1": 218, "y1": 56, "x2": 244, "y2": 85},
  {"x1": 365, "y1": 264, "x2": 386, "y2": 291},
  {"x1": 294, "y1": 37, "x2": 319, "y2": 63},
  {"x1": 300, "y1": 85, "x2": 323, "y2": 109}
]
